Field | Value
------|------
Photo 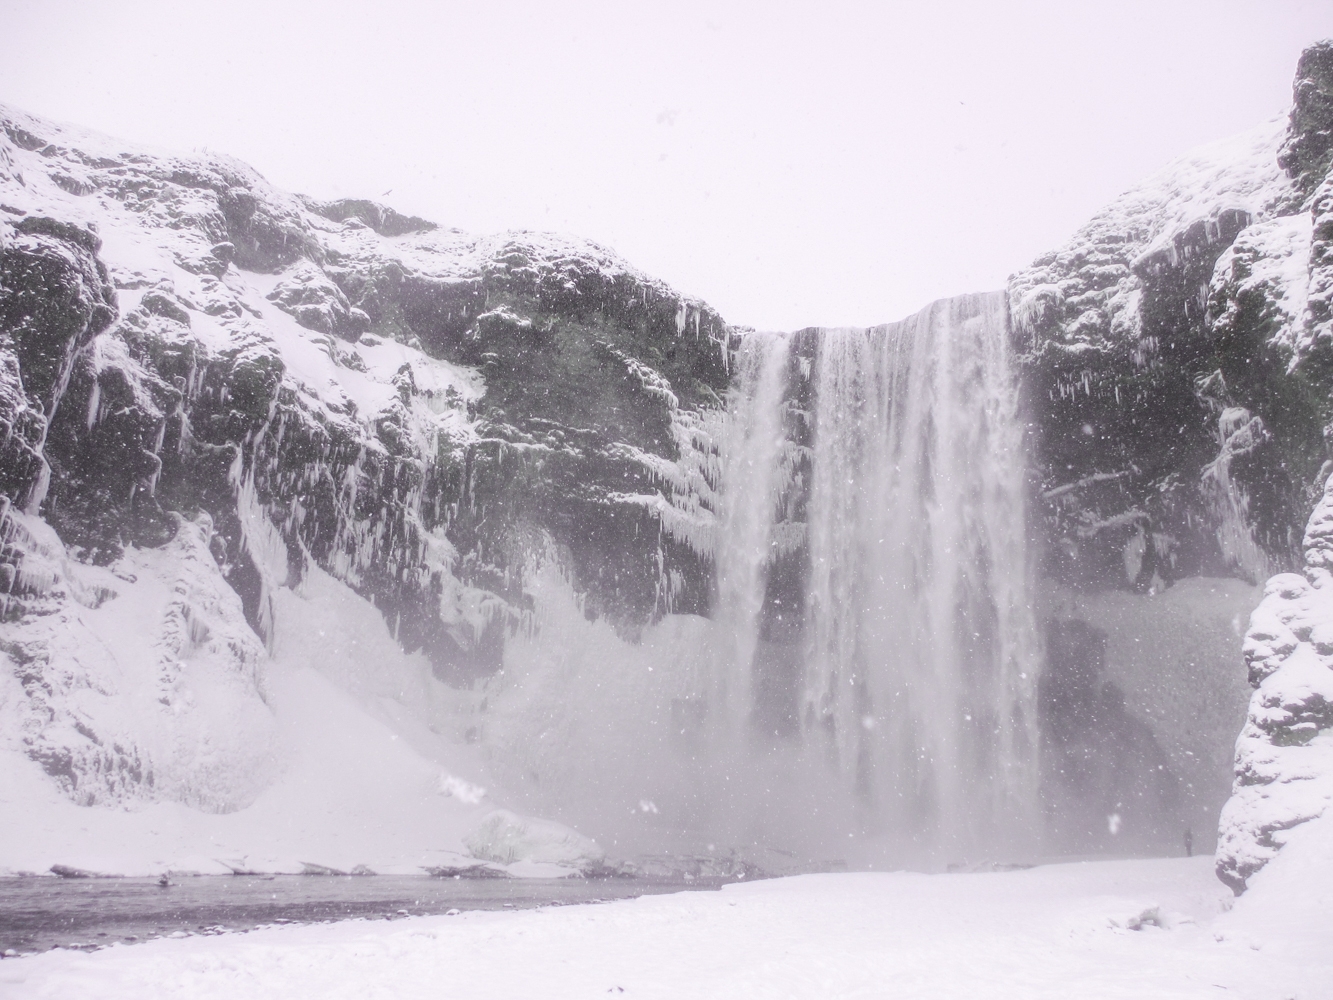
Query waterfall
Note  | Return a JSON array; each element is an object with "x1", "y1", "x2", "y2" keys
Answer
[
  {"x1": 809, "y1": 292, "x2": 1038, "y2": 852},
  {"x1": 712, "y1": 333, "x2": 796, "y2": 730},
  {"x1": 491, "y1": 293, "x2": 1040, "y2": 864},
  {"x1": 718, "y1": 291, "x2": 1040, "y2": 858}
]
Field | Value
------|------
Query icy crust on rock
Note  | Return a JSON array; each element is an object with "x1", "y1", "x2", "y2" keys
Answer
[
  {"x1": 1308, "y1": 174, "x2": 1333, "y2": 351},
  {"x1": 1215, "y1": 471, "x2": 1333, "y2": 892},
  {"x1": 464, "y1": 808, "x2": 606, "y2": 871},
  {"x1": 1208, "y1": 212, "x2": 1313, "y2": 363}
]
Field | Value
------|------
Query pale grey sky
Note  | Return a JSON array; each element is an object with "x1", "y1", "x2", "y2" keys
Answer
[{"x1": 1, "y1": 1, "x2": 1330, "y2": 330}]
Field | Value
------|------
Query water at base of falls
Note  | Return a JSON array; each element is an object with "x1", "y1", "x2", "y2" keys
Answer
[{"x1": 487, "y1": 292, "x2": 1040, "y2": 868}]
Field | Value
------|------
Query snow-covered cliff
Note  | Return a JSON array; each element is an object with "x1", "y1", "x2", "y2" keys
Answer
[
  {"x1": 5, "y1": 40, "x2": 1333, "y2": 876},
  {"x1": 0, "y1": 100, "x2": 732, "y2": 857},
  {"x1": 1007, "y1": 40, "x2": 1333, "y2": 858}
]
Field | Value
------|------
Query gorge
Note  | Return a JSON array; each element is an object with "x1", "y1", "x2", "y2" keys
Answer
[{"x1": 2, "y1": 41, "x2": 1333, "y2": 892}]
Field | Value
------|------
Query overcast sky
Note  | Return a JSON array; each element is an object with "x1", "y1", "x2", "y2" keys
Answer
[{"x1": 1, "y1": 1, "x2": 1330, "y2": 330}]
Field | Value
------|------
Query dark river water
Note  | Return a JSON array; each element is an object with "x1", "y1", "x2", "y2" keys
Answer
[{"x1": 0, "y1": 874, "x2": 730, "y2": 955}]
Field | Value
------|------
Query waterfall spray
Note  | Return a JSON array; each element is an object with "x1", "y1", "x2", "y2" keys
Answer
[{"x1": 490, "y1": 293, "x2": 1039, "y2": 864}]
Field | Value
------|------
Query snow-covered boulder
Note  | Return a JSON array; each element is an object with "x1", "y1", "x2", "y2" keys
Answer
[
  {"x1": 464, "y1": 809, "x2": 605, "y2": 871},
  {"x1": 1216, "y1": 471, "x2": 1333, "y2": 892}
]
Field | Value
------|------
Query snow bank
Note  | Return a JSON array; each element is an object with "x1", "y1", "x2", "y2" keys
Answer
[
  {"x1": 0, "y1": 558, "x2": 504, "y2": 876},
  {"x1": 1215, "y1": 472, "x2": 1333, "y2": 891},
  {"x1": 0, "y1": 511, "x2": 276, "y2": 814}
]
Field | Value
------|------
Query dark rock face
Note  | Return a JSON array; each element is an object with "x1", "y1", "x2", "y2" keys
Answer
[
  {"x1": 300, "y1": 196, "x2": 438, "y2": 238},
  {"x1": 1039, "y1": 619, "x2": 1181, "y2": 851},
  {"x1": 1278, "y1": 40, "x2": 1333, "y2": 199},
  {"x1": 0, "y1": 219, "x2": 115, "y2": 514},
  {"x1": 0, "y1": 103, "x2": 732, "y2": 701},
  {"x1": 1013, "y1": 45, "x2": 1333, "y2": 599},
  {"x1": 1012, "y1": 164, "x2": 1317, "y2": 593}
]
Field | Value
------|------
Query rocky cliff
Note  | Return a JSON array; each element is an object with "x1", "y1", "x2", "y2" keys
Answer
[
  {"x1": 4, "y1": 42, "x2": 1333, "y2": 866},
  {"x1": 0, "y1": 105, "x2": 731, "y2": 809},
  {"x1": 1004, "y1": 40, "x2": 1333, "y2": 856},
  {"x1": 1217, "y1": 470, "x2": 1333, "y2": 891}
]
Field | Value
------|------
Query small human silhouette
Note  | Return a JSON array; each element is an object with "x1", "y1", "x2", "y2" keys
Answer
[{"x1": 1184, "y1": 828, "x2": 1194, "y2": 857}]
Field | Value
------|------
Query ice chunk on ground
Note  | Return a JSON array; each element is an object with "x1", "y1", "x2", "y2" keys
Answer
[{"x1": 464, "y1": 809, "x2": 605, "y2": 870}]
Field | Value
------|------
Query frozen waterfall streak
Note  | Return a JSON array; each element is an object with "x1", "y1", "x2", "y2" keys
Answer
[
  {"x1": 804, "y1": 292, "x2": 1039, "y2": 850},
  {"x1": 712, "y1": 333, "x2": 794, "y2": 730},
  {"x1": 228, "y1": 440, "x2": 290, "y2": 650}
]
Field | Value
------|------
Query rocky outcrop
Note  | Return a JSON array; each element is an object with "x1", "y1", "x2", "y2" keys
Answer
[
  {"x1": 1011, "y1": 43, "x2": 1333, "y2": 599},
  {"x1": 1009, "y1": 40, "x2": 1333, "y2": 854},
  {"x1": 1278, "y1": 41, "x2": 1333, "y2": 200},
  {"x1": 1009, "y1": 115, "x2": 1323, "y2": 593},
  {"x1": 0, "y1": 101, "x2": 732, "y2": 807},
  {"x1": 0, "y1": 214, "x2": 115, "y2": 514},
  {"x1": 1216, "y1": 471, "x2": 1333, "y2": 892}
]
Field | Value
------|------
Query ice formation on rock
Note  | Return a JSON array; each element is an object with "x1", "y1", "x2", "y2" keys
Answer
[
  {"x1": 465, "y1": 808, "x2": 606, "y2": 871},
  {"x1": 0, "y1": 99, "x2": 732, "y2": 826}
]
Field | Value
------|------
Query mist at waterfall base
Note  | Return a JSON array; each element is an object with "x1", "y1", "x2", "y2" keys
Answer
[{"x1": 478, "y1": 292, "x2": 1061, "y2": 870}]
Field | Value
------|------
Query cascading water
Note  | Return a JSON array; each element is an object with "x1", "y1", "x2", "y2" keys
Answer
[
  {"x1": 489, "y1": 292, "x2": 1039, "y2": 865},
  {"x1": 712, "y1": 333, "x2": 796, "y2": 732},
  {"x1": 799, "y1": 291, "x2": 1039, "y2": 857}
]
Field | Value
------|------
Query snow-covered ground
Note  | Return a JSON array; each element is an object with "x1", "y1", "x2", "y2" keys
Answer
[
  {"x1": 0, "y1": 552, "x2": 572, "y2": 878},
  {"x1": 3, "y1": 820, "x2": 1331, "y2": 1000}
]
